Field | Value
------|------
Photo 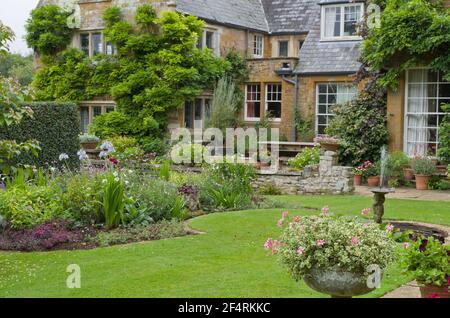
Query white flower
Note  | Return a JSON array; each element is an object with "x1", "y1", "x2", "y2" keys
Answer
[
  {"x1": 99, "y1": 141, "x2": 116, "y2": 159},
  {"x1": 77, "y1": 149, "x2": 89, "y2": 161},
  {"x1": 59, "y1": 153, "x2": 69, "y2": 161}
]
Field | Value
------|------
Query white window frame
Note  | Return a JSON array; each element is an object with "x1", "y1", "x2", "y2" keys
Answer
[
  {"x1": 320, "y1": 3, "x2": 364, "y2": 41},
  {"x1": 315, "y1": 83, "x2": 357, "y2": 135},
  {"x1": 265, "y1": 83, "x2": 282, "y2": 122},
  {"x1": 78, "y1": 31, "x2": 114, "y2": 57},
  {"x1": 253, "y1": 34, "x2": 264, "y2": 58},
  {"x1": 244, "y1": 84, "x2": 262, "y2": 122},
  {"x1": 403, "y1": 68, "x2": 449, "y2": 157}
]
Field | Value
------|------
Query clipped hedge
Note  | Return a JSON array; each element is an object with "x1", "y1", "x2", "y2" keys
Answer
[{"x1": 0, "y1": 102, "x2": 80, "y2": 169}]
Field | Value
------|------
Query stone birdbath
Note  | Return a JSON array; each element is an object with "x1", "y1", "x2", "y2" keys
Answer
[{"x1": 370, "y1": 147, "x2": 395, "y2": 224}]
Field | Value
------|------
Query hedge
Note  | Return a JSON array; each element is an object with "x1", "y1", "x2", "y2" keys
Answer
[{"x1": 0, "y1": 102, "x2": 80, "y2": 169}]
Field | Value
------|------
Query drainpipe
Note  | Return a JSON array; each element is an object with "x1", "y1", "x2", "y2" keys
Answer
[{"x1": 281, "y1": 74, "x2": 299, "y2": 142}]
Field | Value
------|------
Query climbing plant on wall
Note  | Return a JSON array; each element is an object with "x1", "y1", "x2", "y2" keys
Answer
[{"x1": 361, "y1": 0, "x2": 450, "y2": 88}]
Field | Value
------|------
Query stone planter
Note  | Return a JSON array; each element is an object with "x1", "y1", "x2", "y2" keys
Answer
[
  {"x1": 354, "y1": 174, "x2": 363, "y2": 186},
  {"x1": 415, "y1": 174, "x2": 430, "y2": 190},
  {"x1": 419, "y1": 284, "x2": 450, "y2": 298},
  {"x1": 303, "y1": 266, "x2": 375, "y2": 298},
  {"x1": 367, "y1": 176, "x2": 380, "y2": 187},
  {"x1": 81, "y1": 141, "x2": 99, "y2": 150},
  {"x1": 319, "y1": 143, "x2": 340, "y2": 153},
  {"x1": 403, "y1": 168, "x2": 414, "y2": 181}
]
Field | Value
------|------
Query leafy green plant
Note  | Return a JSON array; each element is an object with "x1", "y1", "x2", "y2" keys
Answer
[
  {"x1": 79, "y1": 134, "x2": 100, "y2": 143},
  {"x1": 270, "y1": 213, "x2": 396, "y2": 281},
  {"x1": 170, "y1": 143, "x2": 208, "y2": 165},
  {"x1": 102, "y1": 172, "x2": 126, "y2": 229},
  {"x1": 159, "y1": 160, "x2": 171, "y2": 181},
  {"x1": 288, "y1": 146, "x2": 320, "y2": 170},
  {"x1": 402, "y1": 236, "x2": 450, "y2": 287},
  {"x1": 437, "y1": 104, "x2": 450, "y2": 164},
  {"x1": 258, "y1": 182, "x2": 282, "y2": 195},
  {"x1": 386, "y1": 151, "x2": 410, "y2": 179},
  {"x1": 411, "y1": 157, "x2": 437, "y2": 176}
]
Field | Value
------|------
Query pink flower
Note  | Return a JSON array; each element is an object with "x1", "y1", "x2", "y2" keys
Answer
[
  {"x1": 351, "y1": 236, "x2": 359, "y2": 246},
  {"x1": 428, "y1": 293, "x2": 440, "y2": 299},
  {"x1": 321, "y1": 206, "x2": 330, "y2": 216},
  {"x1": 386, "y1": 224, "x2": 395, "y2": 233},
  {"x1": 403, "y1": 242, "x2": 411, "y2": 249},
  {"x1": 264, "y1": 238, "x2": 273, "y2": 251},
  {"x1": 316, "y1": 239, "x2": 326, "y2": 247},
  {"x1": 297, "y1": 246, "x2": 305, "y2": 255},
  {"x1": 282, "y1": 211, "x2": 289, "y2": 219},
  {"x1": 361, "y1": 208, "x2": 371, "y2": 216},
  {"x1": 292, "y1": 216, "x2": 301, "y2": 223},
  {"x1": 277, "y1": 219, "x2": 284, "y2": 227}
]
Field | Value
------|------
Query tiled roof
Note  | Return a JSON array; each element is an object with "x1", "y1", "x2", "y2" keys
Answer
[{"x1": 175, "y1": 0, "x2": 269, "y2": 32}]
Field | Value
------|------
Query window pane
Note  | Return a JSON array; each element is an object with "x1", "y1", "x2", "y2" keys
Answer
[
  {"x1": 80, "y1": 34, "x2": 89, "y2": 55},
  {"x1": 106, "y1": 106, "x2": 115, "y2": 113},
  {"x1": 106, "y1": 42, "x2": 114, "y2": 55},
  {"x1": 343, "y1": 5, "x2": 360, "y2": 36},
  {"x1": 205, "y1": 31, "x2": 214, "y2": 49},
  {"x1": 439, "y1": 84, "x2": 450, "y2": 98},
  {"x1": 204, "y1": 99, "x2": 211, "y2": 119},
  {"x1": 80, "y1": 106, "x2": 89, "y2": 133},
  {"x1": 324, "y1": 7, "x2": 341, "y2": 37},
  {"x1": 92, "y1": 33, "x2": 103, "y2": 55},
  {"x1": 246, "y1": 84, "x2": 261, "y2": 118},
  {"x1": 267, "y1": 102, "x2": 281, "y2": 118},
  {"x1": 266, "y1": 84, "x2": 282, "y2": 118},
  {"x1": 279, "y1": 41, "x2": 288, "y2": 57},
  {"x1": 184, "y1": 101, "x2": 193, "y2": 129},
  {"x1": 93, "y1": 106, "x2": 102, "y2": 118},
  {"x1": 195, "y1": 99, "x2": 202, "y2": 120},
  {"x1": 254, "y1": 35, "x2": 263, "y2": 57}
]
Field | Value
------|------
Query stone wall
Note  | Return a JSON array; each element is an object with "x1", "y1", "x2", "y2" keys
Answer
[{"x1": 253, "y1": 150, "x2": 354, "y2": 195}]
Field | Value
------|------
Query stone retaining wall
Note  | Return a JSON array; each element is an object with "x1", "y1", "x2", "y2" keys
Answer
[{"x1": 253, "y1": 151, "x2": 354, "y2": 195}]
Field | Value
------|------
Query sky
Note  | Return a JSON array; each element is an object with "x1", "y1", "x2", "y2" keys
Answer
[{"x1": 0, "y1": 0, "x2": 40, "y2": 55}]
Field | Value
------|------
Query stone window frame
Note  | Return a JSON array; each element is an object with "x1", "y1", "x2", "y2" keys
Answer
[
  {"x1": 197, "y1": 27, "x2": 220, "y2": 57},
  {"x1": 404, "y1": 68, "x2": 449, "y2": 157},
  {"x1": 77, "y1": 30, "x2": 114, "y2": 57},
  {"x1": 244, "y1": 83, "x2": 262, "y2": 122},
  {"x1": 320, "y1": 2, "x2": 364, "y2": 41},
  {"x1": 265, "y1": 83, "x2": 282, "y2": 122},
  {"x1": 79, "y1": 101, "x2": 116, "y2": 133},
  {"x1": 183, "y1": 96, "x2": 213, "y2": 129},
  {"x1": 253, "y1": 34, "x2": 264, "y2": 58},
  {"x1": 315, "y1": 82, "x2": 357, "y2": 135}
]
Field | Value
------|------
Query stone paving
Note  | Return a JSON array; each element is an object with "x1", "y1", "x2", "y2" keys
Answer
[
  {"x1": 355, "y1": 186, "x2": 450, "y2": 201},
  {"x1": 382, "y1": 281, "x2": 421, "y2": 298}
]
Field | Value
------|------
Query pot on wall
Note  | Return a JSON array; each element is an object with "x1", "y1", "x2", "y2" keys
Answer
[
  {"x1": 354, "y1": 174, "x2": 363, "y2": 186},
  {"x1": 80, "y1": 141, "x2": 99, "y2": 150},
  {"x1": 415, "y1": 175, "x2": 430, "y2": 190},
  {"x1": 319, "y1": 143, "x2": 340, "y2": 153},
  {"x1": 303, "y1": 266, "x2": 376, "y2": 298},
  {"x1": 403, "y1": 168, "x2": 414, "y2": 181},
  {"x1": 419, "y1": 284, "x2": 450, "y2": 298},
  {"x1": 367, "y1": 176, "x2": 380, "y2": 187}
]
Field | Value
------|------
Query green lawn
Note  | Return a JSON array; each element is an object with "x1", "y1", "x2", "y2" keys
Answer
[{"x1": 0, "y1": 194, "x2": 448, "y2": 298}]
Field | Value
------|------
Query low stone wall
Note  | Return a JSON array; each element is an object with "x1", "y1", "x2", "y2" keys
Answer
[{"x1": 253, "y1": 151, "x2": 354, "y2": 195}]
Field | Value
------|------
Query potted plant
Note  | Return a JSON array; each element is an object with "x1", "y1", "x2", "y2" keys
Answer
[
  {"x1": 402, "y1": 236, "x2": 449, "y2": 298},
  {"x1": 265, "y1": 211, "x2": 396, "y2": 298},
  {"x1": 365, "y1": 161, "x2": 380, "y2": 187},
  {"x1": 79, "y1": 134, "x2": 100, "y2": 150},
  {"x1": 411, "y1": 157, "x2": 437, "y2": 190},
  {"x1": 314, "y1": 135, "x2": 340, "y2": 152},
  {"x1": 353, "y1": 161, "x2": 371, "y2": 186}
]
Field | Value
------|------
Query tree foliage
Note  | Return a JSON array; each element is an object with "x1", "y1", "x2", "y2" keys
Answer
[
  {"x1": 0, "y1": 53, "x2": 34, "y2": 86},
  {"x1": 438, "y1": 104, "x2": 450, "y2": 164},
  {"x1": 361, "y1": 0, "x2": 450, "y2": 88},
  {"x1": 25, "y1": 5, "x2": 73, "y2": 57}
]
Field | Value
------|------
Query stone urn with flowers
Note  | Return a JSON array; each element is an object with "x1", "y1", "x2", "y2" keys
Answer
[
  {"x1": 265, "y1": 208, "x2": 396, "y2": 298},
  {"x1": 314, "y1": 135, "x2": 340, "y2": 153}
]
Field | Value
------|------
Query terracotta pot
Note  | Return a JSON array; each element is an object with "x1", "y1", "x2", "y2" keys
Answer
[
  {"x1": 403, "y1": 168, "x2": 414, "y2": 181},
  {"x1": 415, "y1": 175, "x2": 430, "y2": 190},
  {"x1": 320, "y1": 143, "x2": 340, "y2": 152},
  {"x1": 419, "y1": 284, "x2": 450, "y2": 298},
  {"x1": 354, "y1": 174, "x2": 363, "y2": 186},
  {"x1": 367, "y1": 176, "x2": 380, "y2": 187},
  {"x1": 81, "y1": 141, "x2": 99, "y2": 150}
]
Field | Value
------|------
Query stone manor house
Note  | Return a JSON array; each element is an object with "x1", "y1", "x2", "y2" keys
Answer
[{"x1": 38, "y1": 0, "x2": 450, "y2": 157}]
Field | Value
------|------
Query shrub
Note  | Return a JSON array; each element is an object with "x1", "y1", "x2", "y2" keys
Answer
[
  {"x1": 438, "y1": 104, "x2": 450, "y2": 164},
  {"x1": 269, "y1": 212, "x2": 396, "y2": 281},
  {"x1": 402, "y1": 236, "x2": 450, "y2": 287},
  {"x1": 89, "y1": 111, "x2": 132, "y2": 139},
  {"x1": 0, "y1": 102, "x2": 80, "y2": 169},
  {"x1": 288, "y1": 146, "x2": 320, "y2": 170},
  {"x1": 258, "y1": 182, "x2": 282, "y2": 195},
  {"x1": 0, "y1": 219, "x2": 90, "y2": 251},
  {"x1": 326, "y1": 84, "x2": 388, "y2": 166},
  {"x1": 386, "y1": 151, "x2": 410, "y2": 179},
  {"x1": 411, "y1": 157, "x2": 437, "y2": 176},
  {"x1": 0, "y1": 184, "x2": 63, "y2": 229},
  {"x1": 141, "y1": 137, "x2": 168, "y2": 156},
  {"x1": 91, "y1": 220, "x2": 187, "y2": 247},
  {"x1": 170, "y1": 143, "x2": 208, "y2": 165},
  {"x1": 79, "y1": 134, "x2": 100, "y2": 143}
]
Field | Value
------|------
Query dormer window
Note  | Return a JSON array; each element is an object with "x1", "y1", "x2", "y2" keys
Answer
[{"x1": 321, "y1": 3, "x2": 363, "y2": 40}]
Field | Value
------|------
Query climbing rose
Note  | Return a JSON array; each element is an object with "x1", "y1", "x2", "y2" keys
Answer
[
  {"x1": 316, "y1": 239, "x2": 326, "y2": 247},
  {"x1": 297, "y1": 246, "x2": 305, "y2": 255},
  {"x1": 351, "y1": 236, "x2": 359, "y2": 246},
  {"x1": 361, "y1": 208, "x2": 371, "y2": 216}
]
